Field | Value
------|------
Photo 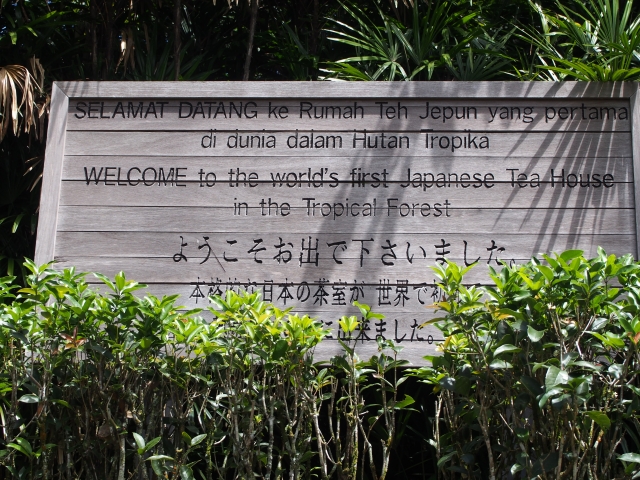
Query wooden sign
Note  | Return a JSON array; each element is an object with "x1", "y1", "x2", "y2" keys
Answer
[{"x1": 36, "y1": 81, "x2": 640, "y2": 363}]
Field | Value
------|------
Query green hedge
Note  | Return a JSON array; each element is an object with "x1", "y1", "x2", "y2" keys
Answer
[
  {"x1": 2, "y1": 250, "x2": 640, "y2": 479},
  {"x1": 0, "y1": 262, "x2": 409, "y2": 480},
  {"x1": 413, "y1": 248, "x2": 640, "y2": 479}
]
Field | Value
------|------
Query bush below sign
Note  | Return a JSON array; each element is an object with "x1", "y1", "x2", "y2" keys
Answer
[{"x1": 1, "y1": 250, "x2": 640, "y2": 479}]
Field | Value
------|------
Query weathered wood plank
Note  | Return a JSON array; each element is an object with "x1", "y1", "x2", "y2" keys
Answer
[
  {"x1": 55, "y1": 205, "x2": 637, "y2": 236},
  {"x1": 64, "y1": 131, "x2": 632, "y2": 157},
  {"x1": 58, "y1": 180, "x2": 633, "y2": 209},
  {"x1": 66, "y1": 99, "x2": 631, "y2": 132},
  {"x1": 55, "y1": 231, "x2": 635, "y2": 260},
  {"x1": 631, "y1": 90, "x2": 640, "y2": 258},
  {"x1": 49, "y1": 253, "x2": 633, "y2": 286},
  {"x1": 60, "y1": 156, "x2": 634, "y2": 183},
  {"x1": 35, "y1": 84, "x2": 69, "y2": 265},
  {"x1": 56, "y1": 81, "x2": 638, "y2": 100}
]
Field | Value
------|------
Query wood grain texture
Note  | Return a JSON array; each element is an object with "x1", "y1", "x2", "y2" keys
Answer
[
  {"x1": 54, "y1": 231, "x2": 635, "y2": 259},
  {"x1": 49, "y1": 253, "x2": 631, "y2": 285},
  {"x1": 64, "y1": 130, "x2": 632, "y2": 157},
  {"x1": 35, "y1": 84, "x2": 69, "y2": 264},
  {"x1": 631, "y1": 89, "x2": 640, "y2": 258},
  {"x1": 55, "y1": 205, "x2": 637, "y2": 235},
  {"x1": 56, "y1": 81, "x2": 639, "y2": 99},
  {"x1": 58, "y1": 181, "x2": 633, "y2": 209},
  {"x1": 48, "y1": 244, "x2": 633, "y2": 285},
  {"x1": 65, "y1": 98, "x2": 631, "y2": 132},
  {"x1": 60, "y1": 156, "x2": 634, "y2": 182}
]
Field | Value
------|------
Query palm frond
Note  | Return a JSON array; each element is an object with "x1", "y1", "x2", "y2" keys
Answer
[
  {"x1": 323, "y1": 1, "x2": 481, "y2": 81},
  {"x1": 446, "y1": 30, "x2": 514, "y2": 81},
  {"x1": 0, "y1": 58, "x2": 47, "y2": 143},
  {"x1": 520, "y1": 0, "x2": 640, "y2": 81}
]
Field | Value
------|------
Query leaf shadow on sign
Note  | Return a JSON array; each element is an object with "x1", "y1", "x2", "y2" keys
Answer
[
  {"x1": 295, "y1": 127, "x2": 411, "y2": 343},
  {"x1": 496, "y1": 81, "x2": 633, "y2": 259},
  {"x1": 293, "y1": 97, "x2": 437, "y2": 361}
]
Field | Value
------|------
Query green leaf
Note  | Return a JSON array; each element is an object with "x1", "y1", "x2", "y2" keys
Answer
[
  {"x1": 542, "y1": 254, "x2": 558, "y2": 269},
  {"x1": 527, "y1": 325, "x2": 544, "y2": 342},
  {"x1": 609, "y1": 364, "x2": 624, "y2": 379},
  {"x1": 5, "y1": 466, "x2": 18, "y2": 477},
  {"x1": 179, "y1": 465, "x2": 194, "y2": 480},
  {"x1": 520, "y1": 375, "x2": 543, "y2": 396},
  {"x1": 537, "y1": 265, "x2": 554, "y2": 281},
  {"x1": 489, "y1": 360, "x2": 513, "y2": 369},
  {"x1": 538, "y1": 387, "x2": 562, "y2": 408},
  {"x1": 619, "y1": 453, "x2": 640, "y2": 463},
  {"x1": 559, "y1": 250, "x2": 584, "y2": 262},
  {"x1": 545, "y1": 365, "x2": 569, "y2": 389},
  {"x1": 11, "y1": 213, "x2": 24, "y2": 234},
  {"x1": 144, "y1": 437, "x2": 161, "y2": 452},
  {"x1": 497, "y1": 308, "x2": 524, "y2": 320},
  {"x1": 493, "y1": 344, "x2": 521, "y2": 356},
  {"x1": 9, "y1": 330, "x2": 28, "y2": 344},
  {"x1": 133, "y1": 432, "x2": 145, "y2": 451},
  {"x1": 7, "y1": 442, "x2": 31, "y2": 457},
  {"x1": 437, "y1": 450, "x2": 456, "y2": 468},
  {"x1": 561, "y1": 352, "x2": 579, "y2": 368},
  {"x1": 18, "y1": 394, "x2": 39, "y2": 403},
  {"x1": 439, "y1": 377, "x2": 456, "y2": 391},
  {"x1": 151, "y1": 460, "x2": 164, "y2": 476},
  {"x1": 518, "y1": 272, "x2": 542, "y2": 291},
  {"x1": 147, "y1": 455, "x2": 174, "y2": 461},
  {"x1": 592, "y1": 317, "x2": 608, "y2": 331},
  {"x1": 628, "y1": 385, "x2": 640, "y2": 396},
  {"x1": 190, "y1": 434, "x2": 207, "y2": 447},
  {"x1": 272, "y1": 339, "x2": 288, "y2": 360},
  {"x1": 52, "y1": 399, "x2": 72, "y2": 409},
  {"x1": 395, "y1": 395, "x2": 415, "y2": 409},
  {"x1": 586, "y1": 411, "x2": 611, "y2": 431},
  {"x1": 453, "y1": 376, "x2": 472, "y2": 396},
  {"x1": 570, "y1": 360, "x2": 601, "y2": 371},
  {"x1": 352, "y1": 301, "x2": 369, "y2": 317},
  {"x1": 338, "y1": 315, "x2": 359, "y2": 334},
  {"x1": 9, "y1": 438, "x2": 32, "y2": 457}
]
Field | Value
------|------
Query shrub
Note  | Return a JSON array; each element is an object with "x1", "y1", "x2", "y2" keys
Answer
[
  {"x1": 0, "y1": 261, "x2": 408, "y2": 480},
  {"x1": 412, "y1": 248, "x2": 640, "y2": 479}
]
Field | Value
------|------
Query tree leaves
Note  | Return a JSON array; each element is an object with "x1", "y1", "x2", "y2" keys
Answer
[
  {"x1": 619, "y1": 453, "x2": 640, "y2": 463},
  {"x1": 520, "y1": 0, "x2": 640, "y2": 81},
  {"x1": 545, "y1": 365, "x2": 570, "y2": 390},
  {"x1": 527, "y1": 325, "x2": 544, "y2": 342},
  {"x1": 17, "y1": 394, "x2": 39, "y2": 403},
  {"x1": 415, "y1": 249, "x2": 640, "y2": 479},
  {"x1": 7, "y1": 438, "x2": 33, "y2": 458},
  {"x1": 586, "y1": 411, "x2": 611, "y2": 430},
  {"x1": 0, "y1": 61, "x2": 47, "y2": 142},
  {"x1": 493, "y1": 344, "x2": 521, "y2": 356}
]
